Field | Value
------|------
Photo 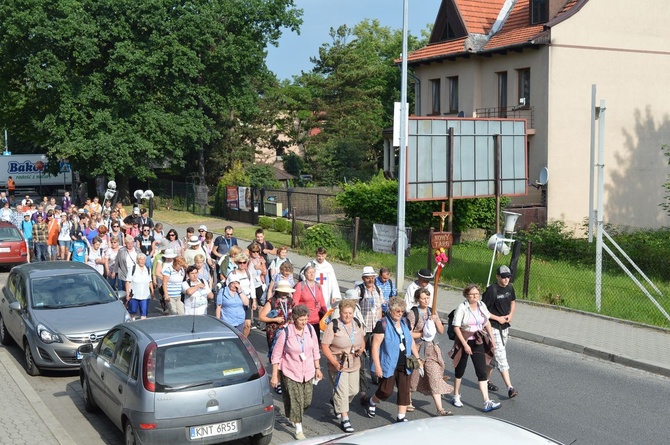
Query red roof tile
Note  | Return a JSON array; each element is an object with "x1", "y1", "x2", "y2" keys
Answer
[
  {"x1": 455, "y1": 0, "x2": 506, "y2": 34},
  {"x1": 406, "y1": 0, "x2": 581, "y2": 64}
]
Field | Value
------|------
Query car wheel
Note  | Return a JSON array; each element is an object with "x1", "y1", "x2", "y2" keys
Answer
[
  {"x1": 0, "y1": 314, "x2": 13, "y2": 346},
  {"x1": 124, "y1": 420, "x2": 137, "y2": 445},
  {"x1": 82, "y1": 375, "x2": 98, "y2": 413},
  {"x1": 250, "y1": 432, "x2": 272, "y2": 445},
  {"x1": 23, "y1": 340, "x2": 41, "y2": 376}
]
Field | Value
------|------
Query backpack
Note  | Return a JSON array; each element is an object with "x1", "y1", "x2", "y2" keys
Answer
[
  {"x1": 267, "y1": 323, "x2": 314, "y2": 359},
  {"x1": 331, "y1": 317, "x2": 362, "y2": 334},
  {"x1": 447, "y1": 309, "x2": 456, "y2": 340},
  {"x1": 357, "y1": 283, "x2": 383, "y2": 303}
]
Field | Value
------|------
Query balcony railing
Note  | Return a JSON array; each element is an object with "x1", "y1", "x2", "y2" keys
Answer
[{"x1": 474, "y1": 106, "x2": 534, "y2": 131}]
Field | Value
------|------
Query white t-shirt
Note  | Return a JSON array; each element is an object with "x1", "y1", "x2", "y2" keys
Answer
[
  {"x1": 181, "y1": 279, "x2": 210, "y2": 315},
  {"x1": 128, "y1": 265, "x2": 152, "y2": 300},
  {"x1": 87, "y1": 247, "x2": 105, "y2": 276}
]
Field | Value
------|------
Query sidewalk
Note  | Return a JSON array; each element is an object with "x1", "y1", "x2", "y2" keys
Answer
[
  {"x1": 0, "y1": 350, "x2": 75, "y2": 445},
  {"x1": 165, "y1": 219, "x2": 670, "y2": 378}
]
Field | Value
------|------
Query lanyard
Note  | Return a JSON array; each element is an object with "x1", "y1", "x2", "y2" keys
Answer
[
  {"x1": 278, "y1": 299, "x2": 289, "y2": 321},
  {"x1": 305, "y1": 282, "x2": 319, "y2": 308},
  {"x1": 295, "y1": 329, "x2": 306, "y2": 352},
  {"x1": 365, "y1": 287, "x2": 376, "y2": 308},
  {"x1": 340, "y1": 319, "x2": 356, "y2": 345}
]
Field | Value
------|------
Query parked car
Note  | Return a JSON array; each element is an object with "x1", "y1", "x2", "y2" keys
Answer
[
  {"x1": 285, "y1": 416, "x2": 562, "y2": 445},
  {"x1": 78, "y1": 315, "x2": 274, "y2": 445},
  {"x1": 0, "y1": 220, "x2": 28, "y2": 267},
  {"x1": 0, "y1": 262, "x2": 130, "y2": 375}
]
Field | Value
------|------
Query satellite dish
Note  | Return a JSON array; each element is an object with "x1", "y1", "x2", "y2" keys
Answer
[
  {"x1": 487, "y1": 234, "x2": 510, "y2": 255},
  {"x1": 537, "y1": 167, "x2": 548, "y2": 186},
  {"x1": 143, "y1": 190, "x2": 154, "y2": 199},
  {"x1": 133, "y1": 189, "x2": 144, "y2": 200}
]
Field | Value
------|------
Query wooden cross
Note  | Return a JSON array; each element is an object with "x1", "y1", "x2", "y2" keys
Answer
[{"x1": 432, "y1": 202, "x2": 450, "y2": 233}]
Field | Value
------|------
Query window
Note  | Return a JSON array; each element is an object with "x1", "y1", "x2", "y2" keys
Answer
[
  {"x1": 448, "y1": 76, "x2": 459, "y2": 114},
  {"x1": 99, "y1": 329, "x2": 122, "y2": 361},
  {"x1": 430, "y1": 79, "x2": 441, "y2": 115},
  {"x1": 530, "y1": 0, "x2": 549, "y2": 24},
  {"x1": 517, "y1": 68, "x2": 531, "y2": 108},
  {"x1": 113, "y1": 333, "x2": 136, "y2": 377},
  {"x1": 497, "y1": 72, "x2": 508, "y2": 118}
]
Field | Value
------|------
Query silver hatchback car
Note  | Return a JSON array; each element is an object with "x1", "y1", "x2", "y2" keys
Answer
[
  {"x1": 0, "y1": 262, "x2": 130, "y2": 375},
  {"x1": 79, "y1": 316, "x2": 274, "y2": 445}
]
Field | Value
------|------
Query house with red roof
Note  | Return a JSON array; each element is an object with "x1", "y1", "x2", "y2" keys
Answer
[{"x1": 401, "y1": 0, "x2": 670, "y2": 229}]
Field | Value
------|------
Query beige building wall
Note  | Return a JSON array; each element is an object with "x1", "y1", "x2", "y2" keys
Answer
[{"x1": 547, "y1": 0, "x2": 670, "y2": 229}]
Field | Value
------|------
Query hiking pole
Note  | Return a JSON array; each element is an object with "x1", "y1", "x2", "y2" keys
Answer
[{"x1": 332, "y1": 352, "x2": 348, "y2": 394}]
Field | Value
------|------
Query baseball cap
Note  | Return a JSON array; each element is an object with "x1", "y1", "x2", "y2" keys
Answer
[{"x1": 497, "y1": 265, "x2": 512, "y2": 278}]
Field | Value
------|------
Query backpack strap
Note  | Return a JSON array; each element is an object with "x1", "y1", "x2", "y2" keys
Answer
[{"x1": 411, "y1": 306, "x2": 420, "y2": 331}]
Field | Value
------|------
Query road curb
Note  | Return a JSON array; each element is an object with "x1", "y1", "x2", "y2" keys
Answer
[{"x1": 0, "y1": 350, "x2": 76, "y2": 445}]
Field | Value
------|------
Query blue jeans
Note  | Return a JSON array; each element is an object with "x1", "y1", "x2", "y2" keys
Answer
[{"x1": 34, "y1": 242, "x2": 47, "y2": 262}]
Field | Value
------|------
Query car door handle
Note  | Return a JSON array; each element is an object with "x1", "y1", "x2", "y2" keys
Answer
[
  {"x1": 118, "y1": 385, "x2": 123, "y2": 394},
  {"x1": 101, "y1": 372, "x2": 104, "y2": 380}
]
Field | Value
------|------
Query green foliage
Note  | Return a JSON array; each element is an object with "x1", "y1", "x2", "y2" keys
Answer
[
  {"x1": 219, "y1": 161, "x2": 250, "y2": 187},
  {"x1": 0, "y1": 0, "x2": 302, "y2": 186},
  {"x1": 283, "y1": 153, "x2": 305, "y2": 178},
  {"x1": 302, "y1": 223, "x2": 341, "y2": 250},
  {"x1": 258, "y1": 216, "x2": 274, "y2": 230},
  {"x1": 246, "y1": 164, "x2": 281, "y2": 189},
  {"x1": 294, "y1": 220, "x2": 305, "y2": 236},
  {"x1": 274, "y1": 217, "x2": 289, "y2": 233},
  {"x1": 336, "y1": 171, "x2": 506, "y2": 232}
]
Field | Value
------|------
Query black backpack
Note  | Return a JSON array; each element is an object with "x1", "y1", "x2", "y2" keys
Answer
[
  {"x1": 447, "y1": 309, "x2": 456, "y2": 340},
  {"x1": 332, "y1": 317, "x2": 362, "y2": 334}
]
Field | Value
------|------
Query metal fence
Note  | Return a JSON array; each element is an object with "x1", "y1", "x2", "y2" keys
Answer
[{"x1": 148, "y1": 179, "x2": 210, "y2": 215}]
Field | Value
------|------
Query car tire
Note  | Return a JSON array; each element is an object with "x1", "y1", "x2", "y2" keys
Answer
[
  {"x1": 250, "y1": 432, "x2": 272, "y2": 445},
  {"x1": 82, "y1": 375, "x2": 98, "y2": 413},
  {"x1": 23, "y1": 339, "x2": 41, "y2": 376},
  {"x1": 0, "y1": 314, "x2": 13, "y2": 346},
  {"x1": 124, "y1": 419, "x2": 138, "y2": 445}
]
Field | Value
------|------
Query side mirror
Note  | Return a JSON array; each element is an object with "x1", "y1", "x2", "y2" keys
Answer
[
  {"x1": 9, "y1": 301, "x2": 21, "y2": 311},
  {"x1": 78, "y1": 344, "x2": 94, "y2": 355}
]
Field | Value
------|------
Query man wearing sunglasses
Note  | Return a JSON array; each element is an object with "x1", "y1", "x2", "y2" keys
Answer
[{"x1": 135, "y1": 224, "x2": 156, "y2": 269}]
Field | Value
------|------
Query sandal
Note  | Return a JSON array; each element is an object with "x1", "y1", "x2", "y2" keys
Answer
[
  {"x1": 436, "y1": 408, "x2": 454, "y2": 416},
  {"x1": 341, "y1": 419, "x2": 354, "y2": 433},
  {"x1": 406, "y1": 404, "x2": 415, "y2": 412}
]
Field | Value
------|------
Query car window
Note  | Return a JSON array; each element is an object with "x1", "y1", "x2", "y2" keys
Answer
[
  {"x1": 0, "y1": 226, "x2": 22, "y2": 241},
  {"x1": 5, "y1": 273, "x2": 17, "y2": 300},
  {"x1": 14, "y1": 277, "x2": 27, "y2": 307},
  {"x1": 156, "y1": 339, "x2": 257, "y2": 391},
  {"x1": 99, "y1": 329, "x2": 123, "y2": 362},
  {"x1": 31, "y1": 272, "x2": 117, "y2": 309},
  {"x1": 112, "y1": 333, "x2": 137, "y2": 376}
]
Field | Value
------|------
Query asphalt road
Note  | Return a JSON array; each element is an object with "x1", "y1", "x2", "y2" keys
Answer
[{"x1": 2, "y1": 269, "x2": 670, "y2": 444}]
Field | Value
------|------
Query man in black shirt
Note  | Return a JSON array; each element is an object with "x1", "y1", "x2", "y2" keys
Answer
[
  {"x1": 481, "y1": 265, "x2": 519, "y2": 399},
  {"x1": 247, "y1": 228, "x2": 275, "y2": 264}
]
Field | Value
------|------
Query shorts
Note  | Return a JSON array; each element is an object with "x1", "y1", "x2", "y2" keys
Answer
[
  {"x1": 128, "y1": 298, "x2": 150, "y2": 317},
  {"x1": 490, "y1": 327, "x2": 510, "y2": 372},
  {"x1": 58, "y1": 240, "x2": 71, "y2": 250}
]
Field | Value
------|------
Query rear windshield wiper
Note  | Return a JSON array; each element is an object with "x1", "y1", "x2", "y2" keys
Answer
[{"x1": 163, "y1": 381, "x2": 214, "y2": 392}]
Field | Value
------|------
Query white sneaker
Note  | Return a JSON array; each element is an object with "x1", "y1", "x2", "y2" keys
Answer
[
  {"x1": 483, "y1": 399, "x2": 501, "y2": 412},
  {"x1": 452, "y1": 394, "x2": 463, "y2": 408}
]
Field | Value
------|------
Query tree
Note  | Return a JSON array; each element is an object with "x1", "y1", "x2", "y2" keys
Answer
[{"x1": 0, "y1": 0, "x2": 302, "y2": 198}]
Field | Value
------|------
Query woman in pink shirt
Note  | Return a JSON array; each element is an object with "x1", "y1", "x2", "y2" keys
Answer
[{"x1": 270, "y1": 305, "x2": 322, "y2": 440}]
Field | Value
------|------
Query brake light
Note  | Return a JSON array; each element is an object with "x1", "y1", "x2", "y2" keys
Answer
[
  {"x1": 234, "y1": 330, "x2": 266, "y2": 378},
  {"x1": 20, "y1": 241, "x2": 27, "y2": 257},
  {"x1": 143, "y1": 342, "x2": 157, "y2": 392},
  {"x1": 140, "y1": 423, "x2": 157, "y2": 430}
]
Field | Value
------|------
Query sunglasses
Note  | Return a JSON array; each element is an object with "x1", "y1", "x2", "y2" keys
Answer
[
  {"x1": 237, "y1": 261, "x2": 247, "y2": 265},
  {"x1": 168, "y1": 233, "x2": 176, "y2": 237},
  {"x1": 143, "y1": 230, "x2": 150, "y2": 233},
  {"x1": 198, "y1": 229, "x2": 205, "y2": 232},
  {"x1": 112, "y1": 225, "x2": 119, "y2": 228}
]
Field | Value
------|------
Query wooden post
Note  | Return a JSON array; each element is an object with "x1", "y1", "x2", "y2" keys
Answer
[
  {"x1": 523, "y1": 240, "x2": 532, "y2": 299},
  {"x1": 291, "y1": 207, "x2": 297, "y2": 249},
  {"x1": 352, "y1": 217, "x2": 360, "y2": 260},
  {"x1": 428, "y1": 227, "x2": 434, "y2": 271}
]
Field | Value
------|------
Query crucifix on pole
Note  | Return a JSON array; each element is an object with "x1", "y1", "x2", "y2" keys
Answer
[{"x1": 432, "y1": 202, "x2": 450, "y2": 233}]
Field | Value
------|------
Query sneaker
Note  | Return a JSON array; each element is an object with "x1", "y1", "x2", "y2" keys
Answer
[
  {"x1": 294, "y1": 431, "x2": 306, "y2": 440},
  {"x1": 341, "y1": 419, "x2": 354, "y2": 433},
  {"x1": 396, "y1": 417, "x2": 408, "y2": 423},
  {"x1": 487, "y1": 381, "x2": 499, "y2": 392},
  {"x1": 365, "y1": 401, "x2": 376, "y2": 418},
  {"x1": 508, "y1": 387, "x2": 518, "y2": 398},
  {"x1": 483, "y1": 399, "x2": 501, "y2": 412},
  {"x1": 452, "y1": 394, "x2": 463, "y2": 408}
]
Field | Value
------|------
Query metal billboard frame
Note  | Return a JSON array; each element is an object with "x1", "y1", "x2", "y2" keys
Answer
[{"x1": 406, "y1": 117, "x2": 528, "y2": 201}]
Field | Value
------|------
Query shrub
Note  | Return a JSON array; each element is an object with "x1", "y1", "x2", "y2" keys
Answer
[
  {"x1": 293, "y1": 220, "x2": 305, "y2": 236},
  {"x1": 302, "y1": 224, "x2": 340, "y2": 250},
  {"x1": 258, "y1": 216, "x2": 274, "y2": 230},
  {"x1": 274, "y1": 217, "x2": 289, "y2": 233}
]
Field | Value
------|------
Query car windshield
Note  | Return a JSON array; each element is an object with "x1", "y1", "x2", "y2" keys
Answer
[
  {"x1": 31, "y1": 273, "x2": 118, "y2": 309},
  {"x1": 0, "y1": 226, "x2": 22, "y2": 242},
  {"x1": 157, "y1": 339, "x2": 257, "y2": 392}
]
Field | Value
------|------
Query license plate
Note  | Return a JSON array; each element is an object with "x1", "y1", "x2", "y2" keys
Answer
[
  {"x1": 0, "y1": 248, "x2": 9, "y2": 253},
  {"x1": 190, "y1": 420, "x2": 238, "y2": 440}
]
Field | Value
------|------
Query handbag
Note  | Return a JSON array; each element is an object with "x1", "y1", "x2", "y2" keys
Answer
[{"x1": 406, "y1": 356, "x2": 421, "y2": 370}]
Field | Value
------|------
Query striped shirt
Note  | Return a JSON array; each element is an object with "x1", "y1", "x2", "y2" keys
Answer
[{"x1": 162, "y1": 264, "x2": 184, "y2": 298}]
